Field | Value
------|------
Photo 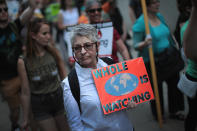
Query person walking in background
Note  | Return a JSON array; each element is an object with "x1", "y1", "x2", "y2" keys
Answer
[
  {"x1": 102, "y1": 0, "x2": 133, "y2": 59},
  {"x1": 0, "y1": 0, "x2": 36, "y2": 130},
  {"x1": 85, "y1": 0, "x2": 131, "y2": 63},
  {"x1": 174, "y1": 0, "x2": 191, "y2": 48},
  {"x1": 62, "y1": 23, "x2": 137, "y2": 131},
  {"x1": 57, "y1": 0, "x2": 79, "y2": 67},
  {"x1": 132, "y1": 0, "x2": 185, "y2": 121},
  {"x1": 129, "y1": 0, "x2": 142, "y2": 25},
  {"x1": 180, "y1": 0, "x2": 197, "y2": 130},
  {"x1": 18, "y1": 18, "x2": 69, "y2": 131}
]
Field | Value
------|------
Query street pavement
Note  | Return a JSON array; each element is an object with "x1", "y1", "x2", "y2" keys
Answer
[{"x1": 0, "y1": 0, "x2": 192, "y2": 131}]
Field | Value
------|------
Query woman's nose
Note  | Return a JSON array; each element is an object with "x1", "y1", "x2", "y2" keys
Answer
[{"x1": 81, "y1": 46, "x2": 87, "y2": 54}]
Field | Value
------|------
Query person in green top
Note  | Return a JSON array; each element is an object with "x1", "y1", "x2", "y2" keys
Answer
[
  {"x1": 179, "y1": 0, "x2": 197, "y2": 130},
  {"x1": 18, "y1": 18, "x2": 69, "y2": 131}
]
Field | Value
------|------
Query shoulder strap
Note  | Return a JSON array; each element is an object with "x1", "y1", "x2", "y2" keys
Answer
[
  {"x1": 68, "y1": 68, "x2": 81, "y2": 112},
  {"x1": 68, "y1": 57, "x2": 115, "y2": 113},
  {"x1": 100, "y1": 57, "x2": 115, "y2": 65}
]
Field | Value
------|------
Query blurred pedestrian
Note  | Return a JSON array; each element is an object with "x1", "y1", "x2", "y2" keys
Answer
[
  {"x1": 132, "y1": 0, "x2": 185, "y2": 121},
  {"x1": 57, "y1": 0, "x2": 79, "y2": 67},
  {"x1": 174, "y1": 0, "x2": 191, "y2": 48},
  {"x1": 102, "y1": 0, "x2": 133, "y2": 58},
  {"x1": 0, "y1": 0, "x2": 36, "y2": 130},
  {"x1": 129, "y1": 0, "x2": 142, "y2": 25},
  {"x1": 18, "y1": 18, "x2": 69, "y2": 131},
  {"x1": 62, "y1": 23, "x2": 136, "y2": 130}
]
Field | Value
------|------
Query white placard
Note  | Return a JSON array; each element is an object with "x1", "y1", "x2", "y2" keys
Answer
[{"x1": 64, "y1": 22, "x2": 113, "y2": 62}]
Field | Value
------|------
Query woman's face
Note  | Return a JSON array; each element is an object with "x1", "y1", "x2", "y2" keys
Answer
[
  {"x1": 33, "y1": 24, "x2": 51, "y2": 47},
  {"x1": 147, "y1": 0, "x2": 160, "y2": 14},
  {"x1": 86, "y1": 3, "x2": 102, "y2": 24},
  {"x1": 73, "y1": 36, "x2": 98, "y2": 68},
  {"x1": 65, "y1": 0, "x2": 73, "y2": 7}
]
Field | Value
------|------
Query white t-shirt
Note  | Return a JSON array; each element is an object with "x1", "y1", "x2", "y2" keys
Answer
[{"x1": 59, "y1": 8, "x2": 79, "y2": 26}]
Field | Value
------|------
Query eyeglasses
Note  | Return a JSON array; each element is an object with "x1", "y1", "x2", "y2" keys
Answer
[
  {"x1": 0, "y1": 7, "x2": 8, "y2": 13},
  {"x1": 87, "y1": 8, "x2": 102, "y2": 13},
  {"x1": 72, "y1": 42, "x2": 96, "y2": 53}
]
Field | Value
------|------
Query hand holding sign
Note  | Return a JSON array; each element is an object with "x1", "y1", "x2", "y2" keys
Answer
[{"x1": 127, "y1": 101, "x2": 137, "y2": 109}]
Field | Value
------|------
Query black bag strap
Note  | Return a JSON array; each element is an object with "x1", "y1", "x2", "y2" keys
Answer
[
  {"x1": 68, "y1": 68, "x2": 81, "y2": 111},
  {"x1": 68, "y1": 57, "x2": 115, "y2": 112}
]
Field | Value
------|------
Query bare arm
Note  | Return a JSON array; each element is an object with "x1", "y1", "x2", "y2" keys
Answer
[
  {"x1": 17, "y1": 58, "x2": 30, "y2": 129},
  {"x1": 55, "y1": 48, "x2": 67, "y2": 80},
  {"x1": 116, "y1": 38, "x2": 130, "y2": 60},
  {"x1": 183, "y1": 1, "x2": 197, "y2": 61},
  {"x1": 19, "y1": 0, "x2": 36, "y2": 25},
  {"x1": 57, "y1": 13, "x2": 66, "y2": 30}
]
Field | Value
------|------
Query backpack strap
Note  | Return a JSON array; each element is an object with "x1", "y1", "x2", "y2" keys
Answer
[
  {"x1": 100, "y1": 57, "x2": 115, "y2": 65},
  {"x1": 68, "y1": 68, "x2": 81, "y2": 112},
  {"x1": 68, "y1": 57, "x2": 115, "y2": 113}
]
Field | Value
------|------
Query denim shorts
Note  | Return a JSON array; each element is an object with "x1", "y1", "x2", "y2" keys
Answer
[{"x1": 31, "y1": 87, "x2": 65, "y2": 121}]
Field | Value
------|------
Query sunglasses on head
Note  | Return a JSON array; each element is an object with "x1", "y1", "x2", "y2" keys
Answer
[
  {"x1": 0, "y1": 7, "x2": 8, "y2": 13},
  {"x1": 87, "y1": 8, "x2": 102, "y2": 13}
]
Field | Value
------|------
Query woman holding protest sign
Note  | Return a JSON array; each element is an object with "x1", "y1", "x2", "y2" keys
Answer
[
  {"x1": 62, "y1": 23, "x2": 136, "y2": 130},
  {"x1": 132, "y1": 0, "x2": 185, "y2": 121},
  {"x1": 85, "y1": 0, "x2": 131, "y2": 63}
]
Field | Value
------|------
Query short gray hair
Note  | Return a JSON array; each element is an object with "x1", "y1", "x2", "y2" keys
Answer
[
  {"x1": 85, "y1": 0, "x2": 101, "y2": 11},
  {"x1": 70, "y1": 24, "x2": 99, "y2": 46}
]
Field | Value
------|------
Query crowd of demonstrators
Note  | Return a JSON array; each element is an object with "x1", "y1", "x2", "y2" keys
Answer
[
  {"x1": 85, "y1": 0, "x2": 131, "y2": 63},
  {"x1": 0, "y1": 0, "x2": 38, "y2": 130},
  {"x1": 179, "y1": 0, "x2": 197, "y2": 130},
  {"x1": 129, "y1": 0, "x2": 142, "y2": 25},
  {"x1": 62, "y1": 23, "x2": 137, "y2": 131},
  {"x1": 2, "y1": 0, "x2": 195, "y2": 130},
  {"x1": 101, "y1": 0, "x2": 133, "y2": 59},
  {"x1": 18, "y1": 18, "x2": 69, "y2": 131},
  {"x1": 132, "y1": 0, "x2": 185, "y2": 121}
]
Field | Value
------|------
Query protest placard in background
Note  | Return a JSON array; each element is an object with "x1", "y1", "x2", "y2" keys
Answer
[
  {"x1": 64, "y1": 22, "x2": 113, "y2": 63},
  {"x1": 91, "y1": 57, "x2": 154, "y2": 114}
]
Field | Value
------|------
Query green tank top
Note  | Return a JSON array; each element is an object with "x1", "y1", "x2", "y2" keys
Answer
[{"x1": 25, "y1": 51, "x2": 60, "y2": 94}]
